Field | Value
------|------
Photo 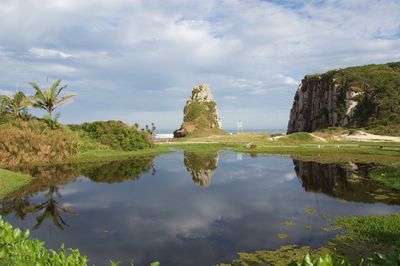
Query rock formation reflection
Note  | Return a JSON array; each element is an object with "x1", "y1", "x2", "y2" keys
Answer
[
  {"x1": 293, "y1": 159, "x2": 400, "y2": 204},
  {"x1": 184, "y1": 151, "x2": 219, "y2": 187}
]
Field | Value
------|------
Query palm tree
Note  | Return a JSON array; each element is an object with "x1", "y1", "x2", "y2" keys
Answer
[
  {"x1": 0, "y1": 91, "x2": 32, "y2": 118},
  {"x1": 29, "y1": 79, "x2": 76, "y2": 128}
]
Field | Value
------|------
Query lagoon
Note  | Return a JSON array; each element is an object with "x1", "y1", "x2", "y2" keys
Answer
[{"x1": 2, "y1": 150, "x2": 400, "y2": 266}]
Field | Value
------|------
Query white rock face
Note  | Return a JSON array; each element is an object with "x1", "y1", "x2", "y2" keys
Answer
[
  {"x1": 287, "y1": 76, "x2": 361, "y2": 133},
  {"x1": 190, "y1": 84, "x2": 216, "y2": 102},
  {"x1": 188, "y1": 84, "x2": 222, "y2": 128}
]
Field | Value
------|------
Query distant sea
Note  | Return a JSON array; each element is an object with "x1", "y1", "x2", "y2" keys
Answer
[{"x1": 155, "y1": 128, "x2": 286, "y2": 134}]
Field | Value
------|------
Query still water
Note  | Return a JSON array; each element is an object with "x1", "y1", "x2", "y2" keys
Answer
[{"x1": 2, "y1": 150, "x2": 400, "y2": 266}]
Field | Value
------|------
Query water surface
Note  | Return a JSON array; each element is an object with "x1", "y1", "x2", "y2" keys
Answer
[{"x1": 2, "y1": 151, "x2": 400, "y2": 266}]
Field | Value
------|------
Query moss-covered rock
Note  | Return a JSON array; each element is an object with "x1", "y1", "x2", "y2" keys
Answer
[{"x1": 174, "y1": 84, "x2": 225, "y2": 138}]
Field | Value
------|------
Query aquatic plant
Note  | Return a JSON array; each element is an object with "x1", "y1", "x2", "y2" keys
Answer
[{"x1": 370, "y1": 164, "x2": 400, "y2": 191}]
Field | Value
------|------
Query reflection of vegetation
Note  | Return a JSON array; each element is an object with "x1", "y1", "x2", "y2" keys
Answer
[
  {"x1": 81, "y1": 155, "x2": 156, "y2": 183},
  {"x1": 184, "y1": 151, "x2": 219, "y2": 187},
  {"x1": 293, "y1": 160, "x2": 400, "y2": 204},
  {"x1": 0, "y1": 186, "x2": 76, "y2": 231},
  {"x1": 370, "y1": 164, "x2": 400, "y2": 191}
]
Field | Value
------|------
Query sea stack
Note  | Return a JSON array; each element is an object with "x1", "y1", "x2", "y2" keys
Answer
[{"x1": 174, "y1": 84, "x2": 224, "y2": 138}]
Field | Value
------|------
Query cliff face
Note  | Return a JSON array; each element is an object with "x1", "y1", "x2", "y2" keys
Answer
[
  {"x1": 174, "y1": 84, "x2": 224, "y2": 138},
  {"x1": 287, "y1": 62, "x2": 400, "y2": 135}
]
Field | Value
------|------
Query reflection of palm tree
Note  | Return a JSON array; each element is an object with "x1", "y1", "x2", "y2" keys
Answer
[
  {"x1": 184, "y1": 152, "x2": 219, "y2": 187},
  {"x1": 31, "y1": 186, "x2": 76, "y2": 231}
]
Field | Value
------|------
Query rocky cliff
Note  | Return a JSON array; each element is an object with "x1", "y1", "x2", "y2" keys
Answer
[
  {"x1": 287, "y1": 62, "x2": 400, "y2": 135},
  {"x1": 174, "y1": 84, "x2": 224, "y2": 138}
]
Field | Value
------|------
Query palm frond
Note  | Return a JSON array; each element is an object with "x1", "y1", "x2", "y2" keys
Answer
[
  {"x1": 53, "y1": 93, "x2": 76, "y2": 108},
  {"x1": 50, "y1": 79, "x2": 62, "y2": 95}
]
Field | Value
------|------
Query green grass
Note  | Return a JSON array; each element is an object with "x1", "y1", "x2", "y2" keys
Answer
[
  {"x1": 0, "y1": 169, "x2": 32, "y2": 199},
  {"x1": 286, "y1": 132, "x2": 314, "y2": 142},
  {"x1": 336, "y1": 214, "x2": 400, "y2": 244},
  {"x1": 45, "y1": 146, "x2": 172, "y2": 165},
  {"x1": 370, "y1": 164, "x2": 400, "y2": 191}
]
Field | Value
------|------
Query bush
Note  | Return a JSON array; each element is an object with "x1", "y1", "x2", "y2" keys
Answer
[
  {"x1": 0, "y1": 119, "x2": 80, "y2": 166},
  {"x1": 0, "y1": 216, "x2": 87, "y2": 265},
  {"x1": 71, "y1": 121, "x2": 153, "y2": 151}
]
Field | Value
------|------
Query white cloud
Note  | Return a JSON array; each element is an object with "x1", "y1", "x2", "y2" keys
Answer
[{"x1": 29, "y1": 47, "x2": 74, "y2": 58}]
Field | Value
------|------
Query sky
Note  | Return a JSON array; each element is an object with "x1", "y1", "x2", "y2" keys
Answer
[{"x1": 0, "y1": 0, "x2": 399, "y2": 131}]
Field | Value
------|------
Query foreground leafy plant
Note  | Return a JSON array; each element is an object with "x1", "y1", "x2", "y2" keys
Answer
[
  {"x1": 289, "y1": 253, "x2": 351, "y2": 266},
  {"x1": 0, "y1": 216, "x2": 87, "y2": 265}
]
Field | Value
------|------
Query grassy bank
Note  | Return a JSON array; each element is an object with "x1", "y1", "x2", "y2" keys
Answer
[
  {"x1": 70, "y1": 145, "x2": 171, "y2": 163},
  {"x1": 0, "y1": 169, "x2": 32, "y2": 199},
  {"x1": 163, "y1": 134, "x2": 400, "y2": 164}
]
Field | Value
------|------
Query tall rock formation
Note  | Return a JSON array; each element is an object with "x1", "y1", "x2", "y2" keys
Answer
[
  {"x1": 174, "y1": 84, "x2": 224, "y2": 138},
  {"x1": 287, "y1": 62, "x2": 400, "y2": 135}
]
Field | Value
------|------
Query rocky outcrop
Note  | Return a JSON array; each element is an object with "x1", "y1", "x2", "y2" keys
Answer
[
  {"x1": 287, "y1": 62, "x2": 400, "y2": 134},
  {"x1": 174, "y1": 84, "x2": 223, "y2": 138},
  {"x1": 287, "y1": 75, "x2": 362, "y2": 134}
]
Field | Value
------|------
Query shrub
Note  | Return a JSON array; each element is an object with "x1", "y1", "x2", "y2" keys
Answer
[
  {"x1": 0, "y1": 119, "x2": 80, "y2": 166},
  {"x1": 71, "y1": 120, "x2": 153, "y2": 151},
  {"x1": 0, "y1": 216, "x2": 87, "y2": 265}
]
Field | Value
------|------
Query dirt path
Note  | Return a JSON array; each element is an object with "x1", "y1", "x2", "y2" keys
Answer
[{"x1": 339, "y1": 131, "x2": 400, "y2": 142}]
